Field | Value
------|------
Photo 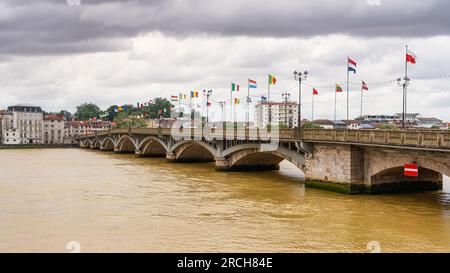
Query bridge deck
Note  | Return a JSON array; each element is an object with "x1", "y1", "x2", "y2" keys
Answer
[{"x1": 80, "y1": 128, "x2": 450, "y2": 151}]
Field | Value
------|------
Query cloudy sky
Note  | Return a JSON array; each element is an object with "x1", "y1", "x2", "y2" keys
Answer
[{"x1": 1, "y1": 0, "x2": 450, "y2": 121}]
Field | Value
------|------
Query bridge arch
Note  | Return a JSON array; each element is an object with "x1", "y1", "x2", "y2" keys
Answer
[
  {"x1": 81, "y1": 139, "x2": 92, "y2": 148},
  {"x1": 364, "y1": 151, "x2": 450, "y2": 193},
  {"x1": 139, "y1": 136, "x2": 169, "y2": 157},
  {"x1": 170, "y1": 140, "x2": 217, "y2": 162},
  {"x1": 91, "y1": 139, "x2": 101, "y2": 149},
  {"x1": 222, "y1": 144, "x2": 306, "y2": 172},
  {"x1": 369, "y1": 156, "x2": 450, "y2": 182},
  {"x1": 101, "y1": 137, "x2": 115, "y2": 151},
  {"x1": 116, "y1": 135, "x2": 138, "y2": 153}
]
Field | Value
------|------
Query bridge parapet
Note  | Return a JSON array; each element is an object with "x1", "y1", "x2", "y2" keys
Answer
[
  {"x1": 302, "y1": 129, "x2": 450, "y2": 150},
  {"x1": 79, "y1": 128, "x2": 450, "y2": 150}
]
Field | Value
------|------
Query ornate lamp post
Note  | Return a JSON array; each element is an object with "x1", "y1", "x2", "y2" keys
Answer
[
  {"x1": 294, "y1": 70, "x2": 308, "y2": 137},
  {"x1": 203, "y1": 89, "x2": 213, "y2": 124}
]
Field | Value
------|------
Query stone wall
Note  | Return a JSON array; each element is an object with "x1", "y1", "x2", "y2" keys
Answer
[{"x1": 304, "y1": 143, "x2": 449, "y2": 194}]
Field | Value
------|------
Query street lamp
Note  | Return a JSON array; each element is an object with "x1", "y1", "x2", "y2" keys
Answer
[
  {"x1": 294, "y1": 70, "x2": 308, "y2": 137},
  {"x1": 397, "y1": 76, "x2": 410, "y2": 129},
  {"x1": 219, "y1": 101, "x2": 226, "y2": 124},
  {"x1": 203, "y1": 89, "x2": 213, "y2": 124}
]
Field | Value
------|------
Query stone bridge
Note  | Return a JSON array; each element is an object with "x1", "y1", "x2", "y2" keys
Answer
[{"x1": 79, "y1": 128, "x2": 450, "y2": 194}]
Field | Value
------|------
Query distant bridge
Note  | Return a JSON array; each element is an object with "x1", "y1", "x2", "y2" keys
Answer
[{"x1": 79, "y1": 128, "x2": 450, "y2": 194}]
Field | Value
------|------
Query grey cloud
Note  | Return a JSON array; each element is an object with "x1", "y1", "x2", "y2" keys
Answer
[{"x1": 0, "y1": 0, "x2": 449, "y2": 56}]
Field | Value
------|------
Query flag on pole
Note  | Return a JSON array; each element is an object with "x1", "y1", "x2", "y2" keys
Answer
[
  {"x1": 313, "y1": 88, "x2": 319, "y2": 95},
  {"x1": 268, "y1": 74, "x2": 277, "y2": 85},
  {"x1": 362, "y1": 81, "x2": 369, "y2": 91},
  {"x1": 234, "y1": 98, "x2": 240, "y2": 104},
  {"x1": 190, "y1": 91, "x2": 199, "y2": 98},
  {"x1": 406, "y1": 49, "x2": 417, "y2": 64},
  {"x1": 171, "y1": 95, "x2": 178, "y2": 102},
  {"x1": 336, "y1": 84, "x2": 343, "y2": 92},
  {"x1": 248, "y1": 79, "x2": 257, "y2": 89},
  {"x1": 348, "y1": 57, "x2": 357, "y2": 74},
  {"x1": 231, "y1": 83, "x2": 240, "y2": 91}
]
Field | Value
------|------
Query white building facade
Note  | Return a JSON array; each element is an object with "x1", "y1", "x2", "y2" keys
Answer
[
  {"x1": 0, "y1": 104, "x2": 43, "y2": 145},
  {"x1": 255, "y1": 102, "x2": 299, "y2": 128}
]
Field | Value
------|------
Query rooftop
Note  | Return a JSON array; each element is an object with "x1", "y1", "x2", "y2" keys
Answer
[
  {"x1": 256, "y1": 102, "x2": 299, "y2": 107},
  {"x1": 44, "y1": 114, "x2": 65, "y2": 121}
]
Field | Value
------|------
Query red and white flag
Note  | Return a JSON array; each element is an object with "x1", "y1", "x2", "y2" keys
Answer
[
  {"x1": 362, "y1": 81, "x2": 369, "y2": 91},
  {"x1": 406, "y1": 49, "x2": 417, "y2": 64}
]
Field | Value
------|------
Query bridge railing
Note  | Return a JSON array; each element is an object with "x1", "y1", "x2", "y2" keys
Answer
[
  {"x1": 79, "y1": 127, "x2": 450, "y2": 150},
  {"x1": 302, "y1": 129, "x2": 450, "y2": 149}
]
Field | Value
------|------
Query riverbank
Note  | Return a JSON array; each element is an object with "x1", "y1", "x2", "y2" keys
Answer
[{"x1": 0, "y1": 144, "x2": 78, "y2": 149}]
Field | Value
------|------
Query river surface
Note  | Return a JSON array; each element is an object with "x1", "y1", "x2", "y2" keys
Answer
[{"x1": 0, "y1": 149, "x2": 449, "y2": 253}]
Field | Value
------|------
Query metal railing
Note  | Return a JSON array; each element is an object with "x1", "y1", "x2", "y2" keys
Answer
[{"x1": 302, "y1": 129, "x2": 450, "y2": 149}]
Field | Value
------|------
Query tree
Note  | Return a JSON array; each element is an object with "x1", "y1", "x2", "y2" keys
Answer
[
  {"x1": 146, "y1": 98, "x2": 172, "y2": 119},
  {"x1": 302, "y1": 122, "x2": 322, "y2": 129},
  {"x1": 113, "y1": 112, "x2": 147, "y2": 129},
  {"x1": 74, "y1": 103, "x2": 103, "y2": 121},
  {"x1": 59, "y1": 110, "x2": 73, "y2": 121},
  {"x1": 105, "y1": 105, "x2": 119, "y2": 121}
]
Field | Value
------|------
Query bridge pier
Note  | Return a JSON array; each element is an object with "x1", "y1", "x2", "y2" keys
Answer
[
  {"x1": 215, "y1": 157, "x2": 230, "y2": 171},
  {"x1": 304, "y1": 144, "x2": 365, "y2": 194},
  {"x1": 166, "y1": 152, "x2": 177, "y2": 163}
]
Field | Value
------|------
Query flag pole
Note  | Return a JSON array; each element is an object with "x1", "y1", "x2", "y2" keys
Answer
[
  {"x1": 360, "y1": 84, "x2": 363, "y2": 119},
  {"x1": 405, "y1": 45, "x2": 408, "y2": 123},
  {"x1": 312, "y1": 90, "x2": 314, "y2": 122},
  {"x1": 230, "y1": 83, "x2": 233, "y2": 124},
  {"x1": 246, "y1": 80, "x2": 250, "y2": 128},
  {"x1": 334, "y1": 85, "x2": 337, "y2": 121},
  {"x1": 189, "y1": 92, "x2": 192, "y2": 122},
  {"x1": 402, "y1": 45, "x2": 408, "y2": 128},
  {"x1": 268, "y1": 75, "x2": 271, "y2": 128},
  {"x1": 346, "y1": 57, "x2": 349, "y2": 121},
  {"x1": 233, "y1": 99, "x2": 236, "y2": 123}
]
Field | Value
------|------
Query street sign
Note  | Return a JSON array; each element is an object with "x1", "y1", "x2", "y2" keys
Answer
[{"x1": 404, "y1": 163, "x2": 419, "y2": 177}]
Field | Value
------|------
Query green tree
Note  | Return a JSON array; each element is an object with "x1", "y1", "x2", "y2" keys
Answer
[
  {"x1": 302, "y1": 122, "x2": 322, "y2": 129},
  {"x1": 74, "y1": 103, "x2": 103, "y2": 121},
  {"x1": 113, "y1": 112, "x2": 147, "y2": 129},
  {"x1": 146, "y1": 98, "x2": 172, "y2": 119},
  {"x1": 59, "y1": 110, "x2": 73, "y2": 121}
]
